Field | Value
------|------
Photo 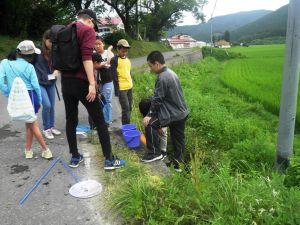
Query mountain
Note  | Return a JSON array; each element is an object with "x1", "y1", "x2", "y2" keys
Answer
[
  {"x1": 230, "y1": 5, "x2": 288, "y2": 41},
  {"x1": 168, "y1": 10, "x2": 271, "y2": 42}
]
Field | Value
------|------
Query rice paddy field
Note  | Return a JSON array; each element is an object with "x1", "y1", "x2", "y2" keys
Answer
[{"x1": 220, "y1": 45, "x2": 294, "y2": 124}]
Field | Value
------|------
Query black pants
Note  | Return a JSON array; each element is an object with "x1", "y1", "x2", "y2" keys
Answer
[
  {"x1": 61, "y1": 78, "x2": 112, "y2": 160},
  {"x1": 118, "y1": 89, "x2": 132, "y2": 125},
  {"x1": 145, "y1": 116, "x2": 187, "y2": 161}
]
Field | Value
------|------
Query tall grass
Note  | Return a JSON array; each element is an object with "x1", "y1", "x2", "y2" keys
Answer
[{"x1": 106, "y1": 57, "x2": 300, "y2": 224}]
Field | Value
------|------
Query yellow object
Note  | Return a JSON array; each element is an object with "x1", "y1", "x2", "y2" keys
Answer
[
  {"x1": 140, "y1": 133, "x2": 147, "y2": 145},
  {"x1": 117, "y1": 57, "x2": 133, "y2": 90}
]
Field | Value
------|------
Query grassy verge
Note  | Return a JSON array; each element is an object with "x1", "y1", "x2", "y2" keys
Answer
[
  {"x1": 99, "y1": 57, "x2": 300, "y2": 225},
  {"x1": 128, "y1": 40, "x2": 172, "y2": 58}
]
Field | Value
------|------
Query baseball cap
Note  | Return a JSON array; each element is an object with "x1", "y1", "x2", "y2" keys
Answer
[
  {"x1": 77, "y1": 9, "x2": 99, "y2": 32},
  {"x1": 117, "y1": 39, "x2": 131, "y2": 48},
  {"x1": 17, "y1": 40, "x2": 41, "y2": 55}
]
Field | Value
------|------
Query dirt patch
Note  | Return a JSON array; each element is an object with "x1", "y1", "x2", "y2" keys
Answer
[
  {"x1": 0, "y1": 124, "x2": 20, "y2": 140},
  {"x1": 10, "y1": 164, "x2": 29, "y2": 174}
]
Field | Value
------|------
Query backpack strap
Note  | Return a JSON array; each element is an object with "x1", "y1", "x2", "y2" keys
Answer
[{"x1": 7, "y1": 61, "x2": 30, "y2": 83}]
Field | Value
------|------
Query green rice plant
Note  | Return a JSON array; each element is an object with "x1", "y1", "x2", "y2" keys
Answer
[{"x1": 219, "y1": 45, "x2": 300, "y2": 127}]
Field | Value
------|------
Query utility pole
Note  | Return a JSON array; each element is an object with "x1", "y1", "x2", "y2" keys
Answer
[
  {"x1": 210, "y1": 0, "x2": 218, "y2": 54},
  {"x1": 276, "y1": 0, "x2": 300, "y2": 173},
  {"x1": 135, "y1": 0, "x2": 139, "y2": 40}
]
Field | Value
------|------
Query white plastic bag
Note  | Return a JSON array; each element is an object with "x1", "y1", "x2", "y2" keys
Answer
[{"x1": 7, "y1": 77, "x2": 37, "y2": 123}]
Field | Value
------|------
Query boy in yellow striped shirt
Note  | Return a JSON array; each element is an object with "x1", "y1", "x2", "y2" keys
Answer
[{"x1": 111, "y1": 39, "x2": 133, "y2": 125}]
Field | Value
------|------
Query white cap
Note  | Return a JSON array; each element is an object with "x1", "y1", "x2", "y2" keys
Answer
[{"x1": 17, "y1": 40, "x2": 41, "y2": 55}]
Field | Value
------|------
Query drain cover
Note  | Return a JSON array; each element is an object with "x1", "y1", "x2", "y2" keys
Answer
[{"x1": 69, "y1": 180, "x2": 102, "y2": 198}]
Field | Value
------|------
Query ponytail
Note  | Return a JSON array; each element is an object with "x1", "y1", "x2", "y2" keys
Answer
[{"x1": 7, "y1": 50, "x2": 18, "y2": 61}]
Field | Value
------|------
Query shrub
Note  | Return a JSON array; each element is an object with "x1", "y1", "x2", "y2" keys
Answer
[
  {"x1": 102, "y1": 31, "x2": 132, "y2": 48},
  {"x1": 284, "y1": 159, "x2": 300, "y2": 188},
  {"x1": 202, "y1": 47, "x2": 245, "y2": 61}
]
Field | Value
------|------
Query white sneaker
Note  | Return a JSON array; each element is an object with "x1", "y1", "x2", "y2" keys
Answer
[
  {"x1": 43, "y1": 129, "x2": 54, "y2": 139},
  {"x1": 42, "y1": 148, "x2": 53, "y2": 159},
  {"x1": 25, "y1": 150, "x2": 33, "y2": 159},
  {"x1": 51, "y1": 127, "x2": 61, "y2": 135}
]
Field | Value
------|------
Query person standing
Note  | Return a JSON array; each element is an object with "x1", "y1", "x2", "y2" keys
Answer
[
  {"x1": 59, "y1": 9, "x2": 125, "y2": 169},
  {"x1": 111, "y1": 39, "x2": 133, "y2": 125},
  {"x1": 93, "y1": 37, "x2": 114, "y2": 125},
  {"x1": 0, "y1": 40, "x2": 53, "y2": 159},
  {"x1": 142, "y1": 51, "x2": 189, "y2": 171},
  {"x1": 34, "y1": 29, "x2": 61, "y2": 140}
]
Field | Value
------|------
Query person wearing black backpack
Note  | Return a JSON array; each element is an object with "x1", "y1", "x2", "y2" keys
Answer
[{"x1": 54, "y1": 9, "x2": 125, "y2": 169}]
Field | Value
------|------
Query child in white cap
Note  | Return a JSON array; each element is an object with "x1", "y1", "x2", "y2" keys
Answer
[{"x1": 0, "y1": 40, "x2": 53, "y2": 159}]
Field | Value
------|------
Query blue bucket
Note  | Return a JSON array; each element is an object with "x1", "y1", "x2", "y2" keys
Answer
[
  {"x1": 121, "y1": 124, "x2": 137, "y2": 135},
  {"x1": 123, "y1": 130, "x2": 141, "y2": 149}
]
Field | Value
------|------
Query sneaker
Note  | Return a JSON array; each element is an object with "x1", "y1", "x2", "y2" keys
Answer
[
  {"x1": 141, "y1": 154, "x2": 163, "y2": 163},
  {"x1": 166, "y1": 159, "x2": 182, "y2": 172},
  {"x1": 161, "y1": 151, "x2": 167, "y2": 160},
  {"x1": 25, "y1": 150, "x2": 33, "y2": 159},
  {"x1": 104, "y1": 156, "x2": 125, "y2": 170},
  {"x1": 43, "y1": 129, "x2": 54, "y2": 139},
  {"x1": 42, "y1": 148, "x2": 53, "y2": 159},
  {"x1": 69, "y1": 154, "x2": 84, "y2": 168},
  {"x1": 51, "y1": 128, "x2": 61, "y2": 136}
]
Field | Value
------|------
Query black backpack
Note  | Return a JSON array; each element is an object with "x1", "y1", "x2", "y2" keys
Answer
[{"x1": 50, "y1": 24, "x2": 81, "y2": 72}]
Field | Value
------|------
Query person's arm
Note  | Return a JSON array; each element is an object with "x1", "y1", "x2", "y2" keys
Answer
[
  {"x1": 29, "y1": 64, "x2": 42, "y2": 105},
  {"x1": 110, "y1": 56, "x2": 119, "y2": 96},
  {"x1": 107, "y1": 46, "x2": 114, "y2": 64},
  {"x1": 0, "y1": 60, "x2": 9, "y2": 96},
  {"x1": 144, "y1": 78, "x2": 167, "y2": 127},
  {"x1": 81, "y1": 28, "x2": 97, "y2": 102},
  {"x1": 93, "y1": 61, "x2": 106, "y2": 70},
  {"x1": 83, "y1": 60, "x2": 96, "y2": 102}
]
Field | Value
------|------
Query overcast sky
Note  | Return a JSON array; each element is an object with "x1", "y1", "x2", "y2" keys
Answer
[{"x1": 179, "y1": 0, "x2": 289, "y2": 25}]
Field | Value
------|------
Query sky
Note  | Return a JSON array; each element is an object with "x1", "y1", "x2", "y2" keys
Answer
[{"x1": 179, "y1": 0, "x2": 289, "y2": 25}]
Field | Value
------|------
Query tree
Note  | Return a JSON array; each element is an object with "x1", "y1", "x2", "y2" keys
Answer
[
  {"x1": 140, "y1": 0, "x2": 206, "y2": 41},
  {"x1": 61, "y1": 0, "x2": 94, "y2": 11},
  {"x1": 0, "y1": 0, "x2": 75, "y2": 38},
  {"x1": 100, "y1": 0, "x2": 138, "y2": 37},
  {"x1": 224, "y1": 30, "x2": 230, "y2": 42}
]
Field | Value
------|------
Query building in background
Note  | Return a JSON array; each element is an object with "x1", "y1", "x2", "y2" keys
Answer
[
  {"x1": 214, "y1": 40, "x2": 231, "y2": 48},
  {"x1": 167, "y1": 34, "x2": 197, "y2": 49},
  {"x1": 167, "y1": 34, "x2": 206, "y2": 49},
  {"x1": 97, "y1": 17, "x2": 124, "y2": 37}
]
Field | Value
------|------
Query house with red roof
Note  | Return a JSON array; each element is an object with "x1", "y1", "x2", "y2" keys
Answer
[
  {"x1": 167, "y1": 34, "x2": 200, "y2": 49},
  {"x1": 97, "y1": 17, "x2": 124, "y2": 36}
]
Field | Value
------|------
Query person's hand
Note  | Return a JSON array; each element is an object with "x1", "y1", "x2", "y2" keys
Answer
[
  {"x1": 108, "y1": 45, "x2": 113, "y2": 51},
  {"x1": 86, "y1": 84, "x2": 96, "y2": 102},
  {"x1": 100, "y1": 62, "x2": 108, "y2": 68},
  {"x1": 158, "y1": 128, "x2": 164, "y2": 136},
  {"x1": 143, "y1": 116, "x2": 151, "y2": 127},
  {"x1": 53, "y1": 70, "x2": 61, "y2": 77}
]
